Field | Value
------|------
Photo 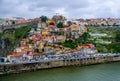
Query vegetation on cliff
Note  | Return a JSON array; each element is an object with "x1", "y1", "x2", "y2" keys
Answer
[{"x1": 0, "y1": 25, "x2": 32, "y2": 56}]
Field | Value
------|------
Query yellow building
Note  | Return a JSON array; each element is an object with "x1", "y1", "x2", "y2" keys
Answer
[{"x1": 42, "y1": 30, "x2": 49, "y2": 35}]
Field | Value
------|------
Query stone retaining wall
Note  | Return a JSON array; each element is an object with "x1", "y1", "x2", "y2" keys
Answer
[{"x1": 0, "y1": 56, "x2": 120, "y2": 74}]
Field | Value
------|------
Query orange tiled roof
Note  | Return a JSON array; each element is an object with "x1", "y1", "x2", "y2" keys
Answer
[
  {"x1": 86, "y1": 44, "x2": 93, "y2": 46},
  {"x1": 51, "y1": 36, "x2": 55, "y2": 39},
  {"x1": 48, "y1": 25, "x2": 54, "y2": 28},
  {"x1": 70, "y1": 25, "x2": 80, "y2": 28},
  {"x1": 33, "y1": 37, "x2": 39, "y2": 41},
  {"x1": 54, "y1": 48, "x2": 61, "y2": 51},
  {"x1": 45, "y1": 46, "x2": 52, "y2": 49},
  {"x1": 18, "y1": 20, "x2": 27, "y2": 23},
  {"x1": 42, "y1": 30, "x2": 49, "y2": 35},
  {"x1": 8, "y1": 53, "x2": 22, "y2": 57},
  {"x1": 84, "y1": 27, "x2": 87, "y2": 32},
  {"x1": 84, "y1": 46, "x2": 90, "y2": 49},
  {"x1": 21, "y1": 38, "x2": 27, "y2": 41},
  {"x1": 42, "y1": 52, "x2": 47, "y2": 54},
  {"x1": 33, "y1": 52, "x2": 39, "y2": 55},
  {"x1": 20, "y1": 46, "x2": 28, "y2": 49},
  {"x1": 77, "y1": 46, "x2": 83, "y2": 50},
  {"x1": 65, "y1": 48, "x2": 71, "y2": 50}
]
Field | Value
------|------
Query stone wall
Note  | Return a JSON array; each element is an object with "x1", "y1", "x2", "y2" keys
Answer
[
  {"x1": 0, "y1": 56, "x2": 120, "y2": 74},
  {"x1": 0, "y1": 21, "x2": 37, "y2": 32}
]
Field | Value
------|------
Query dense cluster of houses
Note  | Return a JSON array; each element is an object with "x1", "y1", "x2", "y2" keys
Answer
[
  {"x1": 0, "y1": 17, "x2": 32, "y2": 26},
  {"x1": 1, "y1": 17, "x2": 120, "y2": 27},
  {"x1": 0, "y1": 16, "x2": 102, "y2": 63},
  {"x1": 4, "y1": 20, "x2": 97, "y2": 63},
  {"x1": 71, "y1": 18, "x2": 120, "y2": 26}
]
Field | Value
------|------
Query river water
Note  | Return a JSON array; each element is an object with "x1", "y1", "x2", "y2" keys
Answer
[{"x1": 0, "y1": 62, "x2": 120, "y2": 81}]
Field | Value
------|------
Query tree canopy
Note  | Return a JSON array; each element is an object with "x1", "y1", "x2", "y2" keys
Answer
[
  {"x1": 115, "y1": 30, "x2": 120, "y2": 42},
  {"x1": 57, "y1": 22, "x2": 64, "y2": 28},
  {"x1": 40, "y1": 16, "x2": 48, "y2": 23}
]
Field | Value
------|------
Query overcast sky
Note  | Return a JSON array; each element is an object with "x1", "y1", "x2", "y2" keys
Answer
[{"x1": 0, "y1": 0, "x2": 120, "y2": 19}]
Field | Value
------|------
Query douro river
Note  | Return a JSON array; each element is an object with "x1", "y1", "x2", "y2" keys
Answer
[{"x1": 1, "y1": 62, "x2": 120, "y2": 81}]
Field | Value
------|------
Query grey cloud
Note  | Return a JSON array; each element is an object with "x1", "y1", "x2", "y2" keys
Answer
[{"x1": 0, "y1": 0, "x2": 120, "y2": 18}]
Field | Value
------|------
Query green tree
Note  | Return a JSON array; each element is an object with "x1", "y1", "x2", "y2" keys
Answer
[
  {"x1": 67, "y1": 21, "x2": 72, "y2": 26},
  {"x1": 115, "y1": 30, "x2": 120, "y2": 42},
  {"x1": 40, "y1": 16, "x2": 48, "y2": 23},
  {"x1": 101, "y1": 24, "x2": 105, "y2": 26},
  {"x1": 57, "y1": 22, "x2": 64, "y2": 28},
  {"x1": 62, "y1": 39, "x2": 77, "y2": 49},
  {"x1": 82, "y1": 32, "x2": 90, "y2": 43},
  {"x1": 12, "y1": 21, "x2": 15, "y2": 24}
]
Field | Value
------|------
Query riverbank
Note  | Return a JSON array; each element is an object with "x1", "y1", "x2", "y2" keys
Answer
[
  {"x1": 0, "y1": 55, "x2": 120, "y2": 75},
  {"x1": 2, "y1": 62, "x2": 120, "y2": 81}
]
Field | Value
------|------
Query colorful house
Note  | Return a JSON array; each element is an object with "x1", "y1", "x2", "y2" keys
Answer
[
  {"x1": 7, "y1": 53, "x2": 23, "y2": 63},
  {"x1": 20, "y1": 38, "x2": 28, "y2": 46},
  {"x1": 44, "y1": 46, "x2": 54, "y2": 54},
  {"x1": 54, "y1": 47, "x2": 62, "y2": 55},
  {"x1": 70, "y1": 25, "x2": 82, "y2": 36},
  {"x1": 18, "y1": 19, "x2": 28, "y2": 23},
  {"x1": 56, "y1": 36, "x2": 66, "y2": 42},
  {"x1": 42, "y1": 30, "x2": 49, "y2": 35},
  {"x1": 38, "y1": 22, "x2": 46, "y2": 28}
]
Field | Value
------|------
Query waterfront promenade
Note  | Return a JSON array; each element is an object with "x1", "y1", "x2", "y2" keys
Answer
[{"x1": 0, "y1": 53, "x2": 120, "y2": 74}]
